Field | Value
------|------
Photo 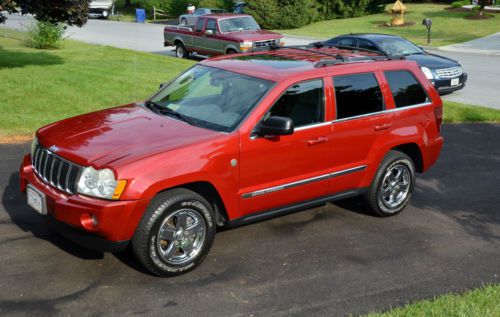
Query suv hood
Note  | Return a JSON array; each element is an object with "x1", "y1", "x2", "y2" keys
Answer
[
  {"x1": 36, "y1": 104, "x2": 220, "y2": 167},
  {"x1": 225, "y1": 30, "x2": 283, "y2": 42},
  {"x1": 406, "y1": 52, "x2": 460, "y2": 69}
]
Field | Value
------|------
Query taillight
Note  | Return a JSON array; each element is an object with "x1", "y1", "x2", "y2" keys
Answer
[{"x1": 434, "y1": 106, "x2": 443, "y2": 132}]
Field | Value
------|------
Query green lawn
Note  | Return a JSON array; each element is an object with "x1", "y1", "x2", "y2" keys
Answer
[
  {"x1": 1, "y1": 32, "x2": 500, "y2": 139},
  {"x1": 0, "y1": 32, "x2": 194, "y2": 138},
  {"x1": 277, "y1": 4, "x2": 500, "y2": 46},
  {"x1": 366, "y1": 284, "x2": 500, "y2": 317}
]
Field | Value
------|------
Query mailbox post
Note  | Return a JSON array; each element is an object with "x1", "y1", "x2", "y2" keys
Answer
[{"x1": 422, "y1": 18, "x2": 432, "y2": 45}]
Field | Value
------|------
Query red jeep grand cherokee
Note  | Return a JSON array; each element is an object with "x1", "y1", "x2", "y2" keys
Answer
[{"x1": 20, "y1": 46, "x2": 444, "y2": 276}]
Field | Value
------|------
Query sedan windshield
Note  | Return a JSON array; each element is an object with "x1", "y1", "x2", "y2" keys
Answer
[
  {"x1": 148, "y1": 65, "x2": 273, "y2": 132},
  {"x1": 219, "y1": 17, "x2": 260, "y2": 32},
  {"x1": 377, "y1": 37, "x2": 423, "y2": 56}
]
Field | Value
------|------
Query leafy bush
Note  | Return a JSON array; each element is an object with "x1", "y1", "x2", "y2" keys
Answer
[
  {"x1": 450, "y1": 0, "x2": 469, "y2": 8},
  {"x1": 27, "y1": 21, "x2": 65, "y2": 49},
  {"x1": 247, "y1": 0, "x2": 376, "y2": 29}
]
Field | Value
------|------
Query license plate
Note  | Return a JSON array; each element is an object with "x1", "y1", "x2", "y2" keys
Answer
[
  {"x1": 27, "y1": 185, "x2": 46, "y2": 215},
  {"x1": 450, "y1": 78, "x2": 459, "y2": 86}
]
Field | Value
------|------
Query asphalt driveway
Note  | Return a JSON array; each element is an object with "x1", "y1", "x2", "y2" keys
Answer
[{"x1": 0, "y1": 123, "x2": 499, "y2": 316}]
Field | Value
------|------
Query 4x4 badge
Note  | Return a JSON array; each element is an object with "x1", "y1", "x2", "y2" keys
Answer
[{"x1": 49, "y1": 145, "x2": 60, "y2": 153}]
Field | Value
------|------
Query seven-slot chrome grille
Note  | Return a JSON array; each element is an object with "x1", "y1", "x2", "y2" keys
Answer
[
  {"x1": 435, "y1": 66, "x2": 463, "y2": 79},
  {"x1": 32, "y1": 144, "x2": 82, "y2": 194},
  {"x1": 254, "y1": 39, "x2": 279, "y2": 48}
]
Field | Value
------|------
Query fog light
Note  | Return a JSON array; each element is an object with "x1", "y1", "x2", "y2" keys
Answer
[{"x1": 80, "y1": 213, "x2": 98, "y2": 231}]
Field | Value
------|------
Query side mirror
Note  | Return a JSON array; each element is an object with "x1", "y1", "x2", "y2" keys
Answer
[
  {"x1": 204, "y1": 29, "x2": 214, "y2": 35},
  {"x1": 254, "y1": 116, "x2": 294, "y2": 137},
  {"x1": 159, "y1": 82, "x2": 165, "y2": 89}
]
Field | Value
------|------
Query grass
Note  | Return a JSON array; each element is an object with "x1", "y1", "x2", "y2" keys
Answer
[
  {"x1": 0, "y1": 30, "x2": 194, "y2": 138},
  {"x1": 1, "y1": 31, "x2": 500, "y2": 138},
  {"x1": 277, "y1": 4, "x2": 500, "y2": 46},
  {"x1": 366, "y1": 284, "x2": 500, "y2": 317}
]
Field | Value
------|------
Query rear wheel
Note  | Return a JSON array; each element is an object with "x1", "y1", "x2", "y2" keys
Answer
[
  {"x1": 226, "y1": 48, "x2": 237, "y2": 55},
  {"x1": 132, "y1": 189, "x2": 216, "y2": 276},
  {"x1": 175, "y1": 43, "x2": 188, "y2": 58},
  {"x1": 364, "y1": 151, "x2": 415, "y2": 217}
]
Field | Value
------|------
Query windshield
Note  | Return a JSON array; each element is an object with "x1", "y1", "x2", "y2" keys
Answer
[
  {"x1": 377, "y1": 37, "x2": 423, "y2": 56},
  {"x1": 219, "y1": 17, "x2": 260, "y2": 32},
  {"x1": 148, "y1": 65, "x2": 273, "y2": 132}
]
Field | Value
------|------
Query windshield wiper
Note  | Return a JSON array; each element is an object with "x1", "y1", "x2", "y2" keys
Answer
[{"x1": 144, "y1": 100, "x2": 195, "y2": 126}]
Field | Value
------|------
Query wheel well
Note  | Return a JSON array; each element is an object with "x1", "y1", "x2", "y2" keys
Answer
[
  {"x1": 172, "y1": 182, "x2": 228, "y2": 227},
  {"x1": 173, "y1": 39, "x2": 183, "y2": 47},
  {"x1": 392, "y1": 143, "x2": 423, "y2": 173},
  {"x1": 226, "y1": 48, "x2": 237, "y2": 54}
]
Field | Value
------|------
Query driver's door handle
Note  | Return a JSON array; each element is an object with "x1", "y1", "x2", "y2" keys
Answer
[
  {"x1": 374, "y1": 123, "x2": 392, "y2": 131},
  {"x1": 307, "y1": 137, "x2": 328, "y2": 145}
]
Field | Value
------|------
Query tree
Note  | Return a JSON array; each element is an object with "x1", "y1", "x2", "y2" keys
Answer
[
  {"x1": 0, "y1": 0, "x2": 90, "y2": 26},
  {"x1": 477, "y1": 0, "x2": 493, "y2": 16}
]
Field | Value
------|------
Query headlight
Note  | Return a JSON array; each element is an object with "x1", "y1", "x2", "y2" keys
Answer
[
  {"x1": 420, "y1": 67, "x2": 434, "y2": 80},
  {"x1": 239, "y1": 41, "x2": 253, "y2": 51},
  {"x1": 31, "y1": 136, "x2": 38, "y2": 159},
  {"x1": 77, "y1": 167, "x2": 118, "y2": 199}
]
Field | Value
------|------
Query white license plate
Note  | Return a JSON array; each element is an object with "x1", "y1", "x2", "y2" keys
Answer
[
  {"x1": 27, "y1": 185, "x2": 46, "y2": 215},
  {"x1": 450, "y1": 78, "x2": 459, "y2": 86}
]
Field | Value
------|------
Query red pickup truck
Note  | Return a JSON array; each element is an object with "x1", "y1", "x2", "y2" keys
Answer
[
  {"x1": 163, "y1": 14, "x2": 284, "y2": 57},
  {"x1": 20, "y1": 46, "x2": 443, "y2": 276}
]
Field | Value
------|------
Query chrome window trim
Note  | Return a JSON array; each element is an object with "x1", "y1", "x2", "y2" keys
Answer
[
  {"x1": 332, "y1": 102, "x2": 432, "y2": 123},
  {"x1": 242, "y1": 165, "x2": 367, "y2": 199}
]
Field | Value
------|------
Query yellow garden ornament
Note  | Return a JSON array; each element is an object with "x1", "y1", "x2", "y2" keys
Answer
[{"x1": 391, "y1": 0, "x2": 407, "y2": 26}]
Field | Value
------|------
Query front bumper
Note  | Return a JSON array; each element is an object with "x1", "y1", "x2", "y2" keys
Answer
[
  {"x1": 19, "y1": 155, "x2": 150, "y2": 252},
  {"x1": 89, "y1": 7, "x2": 111, "y2": 18},
  {"x1": 432, "y1": 72, "x2": 468, "y2": 94}
]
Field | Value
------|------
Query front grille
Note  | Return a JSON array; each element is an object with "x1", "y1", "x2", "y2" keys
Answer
[
  {"x1": 435, "y1": 66, "x2": 463, "y2": 79},
  {"x1": 32, "y1": 144, "x2": 82, "y2": 194},
  {"x1": 254, "y1": 39, "x2": 279, "y2": 48}
]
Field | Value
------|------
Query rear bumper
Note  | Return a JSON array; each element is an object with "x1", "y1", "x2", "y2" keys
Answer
[
  {"x1": 19, "y1": 155, "x2": 150, "y2": 252},
  {"x1": 432, "y1": 73, "x2": 468, "y2": 94}
]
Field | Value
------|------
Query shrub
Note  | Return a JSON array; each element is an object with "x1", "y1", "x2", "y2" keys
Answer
[
  {"x1": 246, "y1": 0, "x2": 317, "y2": 29},
  {"x1": 450, "y1": 0, "x2": 469, "y2": 8},
  {"x1": 27, "y1": 21, "x2": 65, "y2": 49}
]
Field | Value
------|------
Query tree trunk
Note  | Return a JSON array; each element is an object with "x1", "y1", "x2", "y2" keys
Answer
[{"x1": 125, "y1": 0, "x2": 131, "y2": 7}]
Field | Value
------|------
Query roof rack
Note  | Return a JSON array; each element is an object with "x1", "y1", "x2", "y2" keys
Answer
[{"x1": 250, "y1": 43, "x2": 404, "y2": 67}]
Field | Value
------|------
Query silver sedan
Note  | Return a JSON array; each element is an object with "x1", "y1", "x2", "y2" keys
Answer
[{"x1": 179, "y1": 8, "x2": 226, "y2": 26}]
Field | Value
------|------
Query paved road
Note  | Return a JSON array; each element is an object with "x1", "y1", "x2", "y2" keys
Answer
[
  {"x1": 1, "y1": 124, "x2": 499, "y2": 316},
  {"x1": 3, "y1": 14, "x2": 500, "y2": 109},
  {"x1": 440, "y1": 32, "x2": 500, "y2": 55}
]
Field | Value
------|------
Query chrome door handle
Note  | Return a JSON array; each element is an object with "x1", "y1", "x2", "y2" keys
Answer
[
  {"x1": 307, "y1": 137, "x2": 328, "y2": 145},
  {"x1": 374, "y1": 123, "x2": 392, "y2": 131}
]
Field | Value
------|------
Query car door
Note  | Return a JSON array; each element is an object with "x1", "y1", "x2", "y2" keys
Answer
[
  {"x1": 195, "y1": 18, "x2": 224, "y2": 54},
  {"x1": 328, "y1": 71, "x2": 393, "y2": 194},
  {"x1": 239, "y1": 78, "x2": 334, "y2": 216},
  {"x1": 192, "y1": 17, "x2": 207, "y2": 52}
]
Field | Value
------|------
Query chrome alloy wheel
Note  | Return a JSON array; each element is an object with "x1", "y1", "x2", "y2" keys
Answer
[
  {"x1": 378, "y1": 164, "x2": 411, "y2": 210},
  {"x1": 156, "y1": 209, "x2": 206, "y2": 265}
]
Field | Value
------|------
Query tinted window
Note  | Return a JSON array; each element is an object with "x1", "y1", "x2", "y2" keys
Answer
[
  {"x1": 339, "y1": 38, "x2": 356, "y2": 47},
  {"x1": 385, "y1": 71, "x2": 428, "y2": 108},
  {"x1": 266, "y1": 80, "x2": 324, "y2": 127},
  {"x1": 206, "y1": 19, "x2": 217, "y2": 33},
  {"x1": 195, "y1": 18, "x2": 205, "y2": 32},
  {"x1": 358, "y1": 39, "x2": 379, "y2": 52},
  {"x1": 334, "y1": 73, "x2": 384, "y2": 119}
]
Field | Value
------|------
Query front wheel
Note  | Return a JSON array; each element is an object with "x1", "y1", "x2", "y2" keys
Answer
[
  {"x1": 132, "y1": 189, "x2": 216, "y2": 276},
  {"x1": 364, "y1": 151, "x2": 416, "y2": 217}
]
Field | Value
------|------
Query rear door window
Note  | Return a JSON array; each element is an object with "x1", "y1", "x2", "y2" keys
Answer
[
  {"x1": 333, "y1": 73, "x2": 384, "y2": 120},
  {"x1": 384, "y1": 71, "x2": 429, "y2": 108}
]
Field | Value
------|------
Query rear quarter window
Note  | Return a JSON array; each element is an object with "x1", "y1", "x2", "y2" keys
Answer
[
  {"x1": 333, "y1": 73, "x2": 384, "y2": 120},
  {"x1": 384, "y1": 71, "x2": 429, "y2": 108}
]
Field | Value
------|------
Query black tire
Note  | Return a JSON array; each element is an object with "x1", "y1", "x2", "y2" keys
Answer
[
  {"x1": 226, "y1": 49, "x2": 237, "y2": 55},
  {"x1": 131, "y1": 188, "x2": 216, "y2": 277},
  {"x1": 175, "y1": 43, "x2": 188, "y2": 58},
  {"x1": 181, "y1": 18, "x2": 188, "y2": 26},
  {"x1": 364, "y1": 150, "x2": 416, "y2": 217}
]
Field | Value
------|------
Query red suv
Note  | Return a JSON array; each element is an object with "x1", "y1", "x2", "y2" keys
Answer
[{"x1": 20, "y1": 46, "x2": 444, "y2": 276}]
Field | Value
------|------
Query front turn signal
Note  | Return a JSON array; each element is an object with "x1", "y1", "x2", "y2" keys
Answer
[{"x1": 112, "y1": 180, "x2": 127, "y2": 200}]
